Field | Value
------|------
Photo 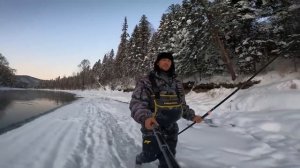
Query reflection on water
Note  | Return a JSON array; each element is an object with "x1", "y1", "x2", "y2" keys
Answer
[{"x1": 0, "y1": 90, "x2": 76, "y2": 133}]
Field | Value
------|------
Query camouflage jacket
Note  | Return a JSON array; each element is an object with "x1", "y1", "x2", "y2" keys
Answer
[{"x1": 130, "y1": 70, "x2": 196, "y2": 124}]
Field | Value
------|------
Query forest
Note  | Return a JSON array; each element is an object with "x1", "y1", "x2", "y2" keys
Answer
[{"x1": 1, "y1": 0, "x2": 299, "y2": 90}]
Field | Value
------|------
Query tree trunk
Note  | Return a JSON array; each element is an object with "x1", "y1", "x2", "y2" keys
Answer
[
  {"x1": 294, "y1": 53, "x2": 298, "y2": 72},
  {"x1": 201, "y1": 0, "x2": 236, "y2": 80},
  {"x1": 208, "y1": 16, "x2": 237, "y2": 80}
]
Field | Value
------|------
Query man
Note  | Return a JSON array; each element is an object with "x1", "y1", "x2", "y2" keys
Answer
[{"x1": 130, "y1": 52, "x2": 202, "y2": 168}]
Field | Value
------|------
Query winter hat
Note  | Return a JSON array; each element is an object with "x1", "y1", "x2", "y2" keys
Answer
[{"x1": 154, "y1": 52, "x2": 175, "y2": 75}]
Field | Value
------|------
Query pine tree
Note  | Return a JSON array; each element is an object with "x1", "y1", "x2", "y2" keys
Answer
[
  {"x1": 107, "y1": 49, "x2": 116, "y2": 88},
  {"x1": 0, "y1": 53, "x2": 16, "y2": 86},
  {"x1": 126, "y1": 15, "x2": 152, "y2": 78},
  {"x1": 92, "y1": 59, "x2": 103, "y2": 87},
  {"x1": 78, "y1": 59, "x2": 90, "y2": 89},
  {"x1": 126, "y1": 25, "x2": 140, "y2": 77},
  {"x1": 115, "y1": 17, "x2": 129, "y2": 79},
  {"x1": 136, "y1": 15, "x2": 152, "y2": 75},
  {"x1": 157, "y1": 4, "x2": 182, "y2": 53},
  {"x1": 99, "y1": 54, "x2": 109, "y2": 86},
  {"x1": 172, "y1": 0, "x2": 210, "y2": 77},
  {"x1": 144, "y1": 31, "x2": 160, "y2": 72},
  {"x1": 285, "y1": 0, "x2": 300, "y2": 71}
]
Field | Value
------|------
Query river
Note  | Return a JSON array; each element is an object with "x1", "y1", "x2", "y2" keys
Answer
[{"x1": 0, "y1": 89, "x2": 76, "y2": 134}]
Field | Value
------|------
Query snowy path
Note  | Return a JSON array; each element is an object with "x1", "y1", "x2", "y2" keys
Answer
[
  {"x1": 0, "y1": 97, "x2": 142, "y2": 168},
  {"x1": 64, "y1": 98, "x2": 141, "y2": 168},
  {"x1": 0, "y1": 77, "x2": 300, "y2": 168}
]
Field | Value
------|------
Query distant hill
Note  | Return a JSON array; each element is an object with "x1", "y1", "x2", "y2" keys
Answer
[{"x1": 14, "y1": 75, "x2": 41, "y2": 88}]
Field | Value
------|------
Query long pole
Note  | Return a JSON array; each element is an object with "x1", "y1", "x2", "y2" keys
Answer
[
  {"x1": 178, "y1": 55, "x2": 280, "y2": 135},
  {"x1": 153, "y1": 127, "x2": 181, "y2": 168}
]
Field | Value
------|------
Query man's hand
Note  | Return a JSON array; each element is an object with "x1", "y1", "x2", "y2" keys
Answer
[
  {"x1": 192, "y1": 115, "x2": 203, "y2": 123},
  {"x1": 145, "y1": 117, "x2": 158, "y2": 130}
]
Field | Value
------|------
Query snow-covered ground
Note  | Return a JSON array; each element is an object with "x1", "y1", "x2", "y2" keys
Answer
[{"x1": 0, "y1": 72, "x2": 299, "y2": 168}]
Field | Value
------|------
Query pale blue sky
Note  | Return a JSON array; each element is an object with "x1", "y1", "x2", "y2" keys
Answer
[{"x1": 0, "y1": 0, "x2": 182, "y2": 80}]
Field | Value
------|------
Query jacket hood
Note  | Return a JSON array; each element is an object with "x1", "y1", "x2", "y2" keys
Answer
[{"x1": 154, "y1": 52, "x2": 175, "y2": 76}]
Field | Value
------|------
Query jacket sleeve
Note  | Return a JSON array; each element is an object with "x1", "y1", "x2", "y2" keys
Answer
[
  {"x1": 129, "y1": 79, "x2": 153, "y2": 124},
  {"x1": 177, "y1": 80, "x2": 196, "y2": 121}
]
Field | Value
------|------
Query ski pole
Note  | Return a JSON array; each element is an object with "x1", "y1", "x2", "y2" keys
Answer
[
  {"x1": 153, "y1": 126, "x2": 181, "y2": 168},
  {"x1": 178, "y1": 54, "x2": 280, "y2": 135}
]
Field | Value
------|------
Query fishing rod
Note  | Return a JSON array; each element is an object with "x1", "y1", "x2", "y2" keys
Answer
[
  {"x1": 178, "y1": 54, "x2": 281, "y2": 135},
  {"x1": 153, "y1": 126, "x2": 181, "y2": 168}
]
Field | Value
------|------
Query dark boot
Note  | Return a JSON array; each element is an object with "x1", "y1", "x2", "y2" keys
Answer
[{"x1": 135, "y1": 155, "x2": 142, "y2": 167}]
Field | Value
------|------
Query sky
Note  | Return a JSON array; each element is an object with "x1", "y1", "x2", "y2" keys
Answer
[
  {"x1": 0, "y1": 71, "x2": 299, "y2": 167},
  {"x1": 0, "y1": 0, "x2": 182, "y2": 80}
]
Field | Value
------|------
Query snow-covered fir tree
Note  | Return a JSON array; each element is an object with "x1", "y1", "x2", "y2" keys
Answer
[
  {"x1": 99, "y1": 50, "x2": 115, "y2": 86},
  {"x1": 212, "y1": 0, "x2": 299, "y2": 74},
  {"x1": 115, "y1": 17, "x2": 129, "y2": 80},
  {"x1": 157, "y1": 4, "x2": 182, "y2": 53},
  {"x1": 92, "y1": 59, "x2": 102, "y2": 87},
  {"x1": 126, "y1": 25, "x2": 140, "y2": 78},
  {"x1": 144, "y1": 32, "x2": 160, "y2": 73},
  {"x1": 172, "y1": 0, "x2": 211, "y2": 77},
  {"x1": 126, "y1": 15, "x2": 152, "y2": 78},
  {"x1": 136, "y1": 15, "x2": 152, "y2": 75}
]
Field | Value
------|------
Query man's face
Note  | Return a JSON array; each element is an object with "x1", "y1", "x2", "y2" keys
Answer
[{"x1": 157, "y1": 58, "x2": 172, "y2": 72}]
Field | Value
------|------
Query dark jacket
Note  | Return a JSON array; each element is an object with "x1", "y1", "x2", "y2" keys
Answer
[{"x1": 130, "y1": 70, "x2": 196, "y2": 125}]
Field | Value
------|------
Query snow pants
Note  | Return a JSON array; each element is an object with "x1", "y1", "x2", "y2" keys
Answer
[{"x1": 136, "y1": 122, "x2": 179, "y2": 168}]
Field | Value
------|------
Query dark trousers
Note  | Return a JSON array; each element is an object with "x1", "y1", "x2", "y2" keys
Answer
[{"x1": 136, "y1": 123, "x2": 179, "y2": 168}]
